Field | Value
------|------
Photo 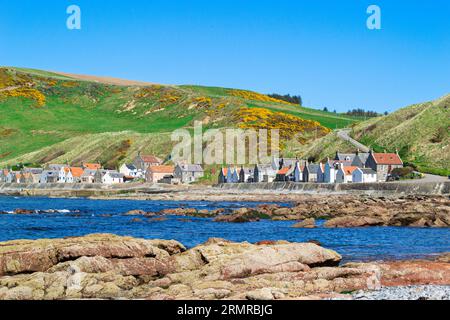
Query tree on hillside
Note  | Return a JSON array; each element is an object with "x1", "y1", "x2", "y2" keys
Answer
[
  {"x1": 323, "y1": 107, "x2": 329, "y2": 112},
  {"x1": 346, "y1": 108, "x2": 381, "y2": 118},
  {"x1": 268, "y1": 93, "x2": 302, "y2": 106}
]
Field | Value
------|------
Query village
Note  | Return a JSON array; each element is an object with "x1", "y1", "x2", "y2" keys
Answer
[
  {"x1": 0, "y1": 149, "x2": 404, "y2": 186},
  {"x1": 220, "y1": 149, "x2": 404, "y2": 184},
  {"x1": 0, "y1": 154, "x2": 205, "y2": 185}
]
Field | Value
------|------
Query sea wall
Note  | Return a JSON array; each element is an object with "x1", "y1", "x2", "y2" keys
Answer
[
  {"x1": 215, "y1": 181, "x2": 450, "y2": 195},
  {"x1": 0, "y1": 182, "x2": 182, "y2": 197}
]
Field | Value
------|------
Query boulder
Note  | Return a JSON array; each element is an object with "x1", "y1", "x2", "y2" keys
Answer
[
  {"x1": 292, "y1": 218, "x2": 316, "y2": 228},
  {"x1": 124, "y1": 210, "x2": 146, "y2": 216},
  {"x1": 324, "y1": 216, "x2": 385, "y2": 228},
  {"x1": 14, "y1": 209, "x2": 35, "y2": 215}
]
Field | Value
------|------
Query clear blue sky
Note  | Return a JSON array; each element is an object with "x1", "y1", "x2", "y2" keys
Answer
[{"x1": 0, "y1": 0, "x2": 449, "y2": 112}]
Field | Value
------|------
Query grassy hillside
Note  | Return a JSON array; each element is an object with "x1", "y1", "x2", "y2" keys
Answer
[
  {"x1": 0, "y1": 67, "x2": 360, "y2": 169},
  {"x1": 295, "y1": 94, "x2": 450, "y2": 175}
]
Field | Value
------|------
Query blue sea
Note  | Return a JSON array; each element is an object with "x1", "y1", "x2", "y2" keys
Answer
[{"x1": 0, "y1": 196, "x2": 448, "y2": 262}]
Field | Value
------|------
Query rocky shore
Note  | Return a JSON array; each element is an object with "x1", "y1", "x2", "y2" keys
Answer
[
  {"x1": 122, "y1": 195, "x2": 450, "y2": 227},
  {"x1": 0, "y1": 234, "x2": 449, "y2": 300}
]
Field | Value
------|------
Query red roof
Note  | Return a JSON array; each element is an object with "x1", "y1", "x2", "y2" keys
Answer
[
  {"x1": 84, "y1": 163, "x2": 101, "y2": 170},
  {"x1": 277, "y1": 167, "x2": 290, "y2": 175},
  {"x1": 373, "y1": 153, "x2": 402, "y2": 165},
  {"x1": 140, "y1": 155, "x2": 162, "y2": 164},
  {"x1": 343, "y1": 166, "x2": 358, "y2": 176},
  {"x1": 70, "y1": 167, "x2": 85, "y2": 177},
  {"x1": 148, "y1": 165, "x2": 174, "y2": 174}
]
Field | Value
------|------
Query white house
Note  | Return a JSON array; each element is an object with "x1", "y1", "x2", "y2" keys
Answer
[
  {"x1": 58, "y1": 167, "x2": 73, "y2": 183},
  {"x1": 352, "y1": 168, "x2": 377, "y2": 183},
  {"x1": 239, "y1": 167, "x2": 254, "y2": 183},
  {"x1": 324, "y1": 159, "x2": 352, "y2": 183},
  {"x1": 336, "y1": 165, "x2": 358, "y2": 183},
  {"x1": 254, "y1": 164, "x2": 277, "y2": 183},
  {"x1": 119, "y1": 163, "x2": 139, "y2": 178},
  {"x1": 102, "y1": 171, "x2": 124, "y2": 184}
]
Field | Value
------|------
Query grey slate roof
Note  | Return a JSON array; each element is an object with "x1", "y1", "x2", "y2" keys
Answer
[
  {"x1": 178, "y1": 164, "x2": 204, "y2": 172},
  {"x1": 359, "y1": 168, "x2": 376, "y2": 174}
]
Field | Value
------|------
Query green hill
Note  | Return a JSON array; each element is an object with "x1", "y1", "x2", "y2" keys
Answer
[
  {"x1": 0, "y1": 67, "x2": 359, "y2": 168},
  {"x1": 295, "y1": 94, "x2": 450, "y2": 176}
]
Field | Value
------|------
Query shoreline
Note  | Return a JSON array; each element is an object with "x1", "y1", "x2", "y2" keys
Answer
[
  {"x1": 0, "y1": 180, "x2": 449, "y2": 202},
  {"x1": 0, "y1": 234, "x2": 448, "y2": 300}
]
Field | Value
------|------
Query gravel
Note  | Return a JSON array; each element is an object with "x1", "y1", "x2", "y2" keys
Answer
[{"x1": 352, "y1": 285, "x2": 450, "y2": 300}]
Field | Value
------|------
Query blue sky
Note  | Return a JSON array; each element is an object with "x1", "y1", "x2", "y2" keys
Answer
[{"x1": 0, "y1": 0, "x2": 449, "y2": 112}]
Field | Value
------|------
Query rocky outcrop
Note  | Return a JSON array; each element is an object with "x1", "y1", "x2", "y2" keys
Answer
[
  {"x1": 118, "y1": 195, "x2": 449, "y2": 227},
  {"x1": 292, "y1": 218, "x2": 316, "y2": 228},
  {"x1": 0, "y1": 234, "x2": 448, "y2": 300},
  {"x1": 214, "y1": 195, "x2": 449, "y2": 227},
  {"x1": 324, "y1": 216, "x2": 385, "y2": 228},
  {"x1": 213, "y1": 208, "x2": 270, "y2": 223}
]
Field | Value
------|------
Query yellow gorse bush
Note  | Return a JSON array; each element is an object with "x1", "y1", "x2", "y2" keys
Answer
[
  {"x1": 227, "y1": 90, "x2": 294, "y2": 105},
  {"x1": 236, "y1": 107, "x2": 331, "y2": 143},
  {"x1": 1, "y1": 88, "x2": 46, "y2": 107}
]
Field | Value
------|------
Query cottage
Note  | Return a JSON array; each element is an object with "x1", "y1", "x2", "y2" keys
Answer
[
  {"x1": 254, "y1": 164, "x2": 277, "y2": 183},
  {"x1": 133, "y1": 154, "x2": 162, "y2": 171},
  {"x1": 22, "y1": 168, "x2": 43, "y2": 183},
  {"x1": 352, "y1": 167, "x2": 377, "y2": 183},
  {"x1": 316, "y1": 163, "x2": 325, "y2": 183},
  {"x1": 324, "y1": 160, "x2": 352, "y2": 183},
  {"x1": 58, "y1": 167, "x2": 84, "y2": 183},
  {"x1": 275, "y1": 166, "x2": 295, "y2": 182},
  {"x1": 226, "y1": 167, "x2": 239, "y2": 183},
  {"x1": 303, "y1": 163, "x2": 320, "y2": 182},
  {"x1": 218, "y1": 167, "x2": 239, "y2": 184},
  {"x1": 146, "y1": 165, "x2": 174, "y2": 183},
  {"x1": 102, "y1": 171, "x2": 124, "y2": 184},
  {"x1": 218, "y1": 168, "x2": 228, "y2": 183},
  {"x1": 293, "y1": 162, "x2": 303, "y2": 182},
  {"x1": 119, "y1": 163, "x2": 140, "y2": 179},
  {"x1": 81, "y1": 169, "x2": 97, "y2": 183},
  {"x1": 70, "y1": 167, "x2": 84, "y2": 183},
  {"x1": 174, "y1": 164, "x2": 204, "y2": 184},
  {"x1": 0, "y1": 169, "x2": 9, "y2": 183},
  {"x1": 58, "y1": 167, "x2": 71, "y2": 183},
  {"x1": 365, "y1": 150, "x2": 403, "y2": 181},
  {"x1": 5, "y1": 171, "x2": 16, "y2": 183},
  {"x1": 351, "y1": 151, "x2": 370, "y2": 168},
  {"x1": 94, "y1": 170, "x2": 107, "y2": 183},
  {"x1": 334, "y1": 152, "x2": 356, "y2": 163},
  {"x1": 336, "y1": 165, "x2": 359, "y2": 183},
  {"x1": 40, "y1": 170, "x2": 59, "y2": 183},
  {"x1": 238, "y1": 167, "x2": 254, "y2": 183}
]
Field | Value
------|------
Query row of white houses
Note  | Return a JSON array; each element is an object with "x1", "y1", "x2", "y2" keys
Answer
[
  {"x1": 0, "y1": 163, "x2": 126, "y2": 185},
  {"x1": 219, "y1": 150, "x2": 403, "y2": 184},
  {"x1": 0, "y1": 154, "x2": 205, "y2": 186}
]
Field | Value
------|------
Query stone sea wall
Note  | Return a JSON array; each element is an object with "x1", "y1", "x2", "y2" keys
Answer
[
  {"x1": 0, "y1": 182, "x2": 181, "y2": 197},
  {"x1": 215, "y1": 181, "x2": 450, "y2": 195}
]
